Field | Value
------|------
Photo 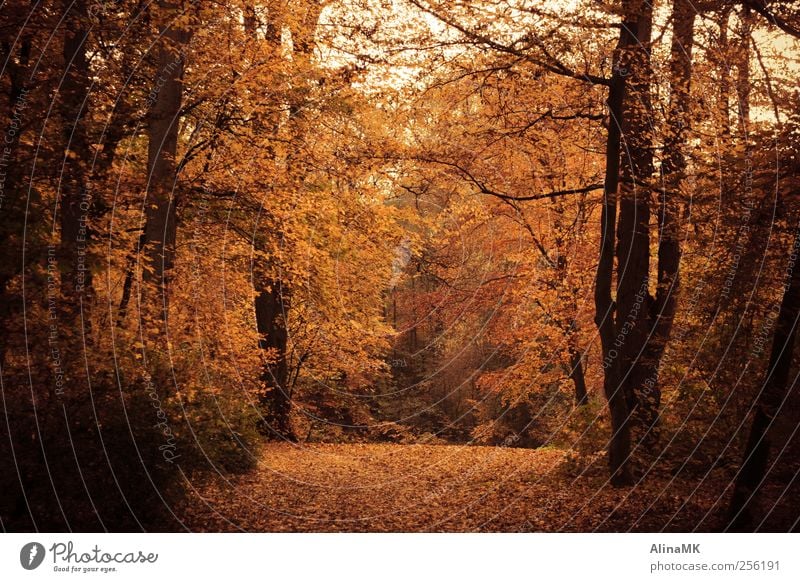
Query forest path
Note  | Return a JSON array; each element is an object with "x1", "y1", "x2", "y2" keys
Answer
[{"x1": 178, "y1": 443, "x2": 719, "y2": 532}]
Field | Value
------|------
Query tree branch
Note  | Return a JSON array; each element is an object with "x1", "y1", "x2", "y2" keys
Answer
[
  {"x1": 415, "y1": 156, "x2": 604, "y2": 201},
  {"x1": 406, "y1": 0, "x2": 610, "y2": 86},
  {"x1": 744, "y1": 1, "x2": 800, "y2": 39}
]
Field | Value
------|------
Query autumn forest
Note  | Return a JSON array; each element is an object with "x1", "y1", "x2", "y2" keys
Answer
[{"x1": 1, "y1": 0, "x2": 800, "y2": 533}]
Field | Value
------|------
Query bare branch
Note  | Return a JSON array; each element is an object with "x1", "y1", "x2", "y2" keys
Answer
[
  {"x1": 405, "y1": 0, "x2": 610, "y2": 86},
  {"x1": 745, "y1": 0, "x2": 800, "y2": 39}
]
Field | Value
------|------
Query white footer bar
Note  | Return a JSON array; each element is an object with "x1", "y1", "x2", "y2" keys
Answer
[{"x1": 2, "y1": 533, "x2": 797, "y2": 581}]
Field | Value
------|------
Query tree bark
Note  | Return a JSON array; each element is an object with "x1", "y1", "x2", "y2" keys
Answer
[
  {"x1": 246, "y1": 1, "x2": 296, "y2": 439},
  {"x1": 140, "y1": 0, "x2": 191, "y2": 328},
  {"x1": 637, "y1": 0, "x2": 696, "y2": 437},
  {"x1": 59, "y1": 0, "x2": 92, "y2": 315},
  {"x1": 254, "y1": 281, "x2": 295, "y2": 440},
  {"x1": 249, "y1": 1, "x2": 323, "y2": 440},
  {"x1": 595, "y1": 3, "x2": 638, "y2": 487},
  {"x1": 0, "y1": 15, "x2": 32, "y2": 364},
  {"x1": 728, "y1": 225, "x2": 800, "y2": 531},
  {"x1": 614, "y1": 0, "x2": 656, "y2": 436},
  {"x1": 569, "y1": 347, "x2": 589, "y2": 406}
]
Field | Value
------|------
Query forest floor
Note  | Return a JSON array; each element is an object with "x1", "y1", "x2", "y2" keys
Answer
[{"x1": 178, "y1": 443, "x2": 739, "y2": 532}]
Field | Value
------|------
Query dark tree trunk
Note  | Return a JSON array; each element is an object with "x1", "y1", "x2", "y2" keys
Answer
[
  {"x1": 95, "y1": 96, "x2": 134, "y2": 177},
  {"x1": 59, "y1": 0, "x2": 92, "y2": 316},
  {"x1": 728, "y1": 225, "x2": 800, "y2": 531},
  {"x1": 248, "y1": 1, "x2": 323, "y2": 441},
  {"x1": 254, "y1": 281, "x2": 295, "y2": 440},
  {"x1": 637, "y1": 0, "x2": 696, "y2": 437},
  {"x1": 0, "y1": 14, "x2": 36, "y2": 526},
  {"x1": 594, "y1": 2, "x2": 651, "y2": 486},
  {"x1": 595, "y1": 5, "x2": 636, "y2": 487},
  {"x1": 117, "y1": 233, "x2": 146, "y2": 325},
  {"x1": 0, "y1": 20, "x2": 32, "y2": 364},
  {"x1": 246, "y1": 3, "x2": 295, "y2": 441},
  {"x1": 614, "y1": 0, "x2": 656, "y2": 439},
  {"x1": 243, "y1": 3, "x2": 258, "y2": 35},
  {"x1": 596, "y1": 80, "x2": 629, "y2": 482},
  {"x1": 140, "y1": 0, "x2": 191, "y2": 328},
  {"x1": 288, "y1": 0, "x2": 323, "y2": 59},
  {"x1": 569, "y1": 347, "x2": 589, "y2": 406}
]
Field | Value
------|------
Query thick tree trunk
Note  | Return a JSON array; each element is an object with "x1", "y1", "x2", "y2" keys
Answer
[
  {"x1": 596, "y1": 0, "x2": 657, "y2": 484},
  {"x1": 254, "y1": 281, "x2": 295, "y2": 440},
  {"x1": 728, "y1": 225, "x2": 800, "y2": 531},
  {"x1": 0, "y1": 24, "x2": 32, "y2": 365},
  {"x1": 140, "y1": 0, "x2": 191, "y2": 328},
  {"x1": 246, "y1": 2, "x2": 295, "y2": 440},
  {"x1": 637, "y1": 0, "x2": 696, "y2": 436},
  {"x1": 248, "y1": 1, "x2": 323, "y2": 441},
  {"x1": 615, "y1": 0, "x2": 655, "y2": 438},
  {"x1": 0, "y1": 18, "x2": 35, "y2": 525},
  {"x1": 59, "y1": 0, "x2": 92, "y2": 315},
  {"x1": 595, "y1": 6, "x2": 635, "y2": 487}
]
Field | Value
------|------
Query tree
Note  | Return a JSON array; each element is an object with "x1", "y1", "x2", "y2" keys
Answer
[
  {"x1": 728, "y1": 223, "x2": 800, "y2": 530},
  {"x1": 58, "y1": 0, "x2": 92, "y2": 313},
  {"x1": 637, "y1": 0, "x2": 697, "y2": 440},
  {"x1": 139, "y1": 0, "x2": 193, "y2": 329},
  {"x1": 594, "y1": 0, "x2": 654, "y2": 486}
]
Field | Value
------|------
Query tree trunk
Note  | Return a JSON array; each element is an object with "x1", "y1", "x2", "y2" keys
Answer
[
  {"x1": 246, "y1": 1, "x2": 296, "y2": 440},
  {"x1": 728, "y1": 225, "x2": 800, "y2": 531},
  {"x1": 140, "y1": 0, "x2": 191, "y2": 329},
  {"x1": 254, "y1": 281, "x2": 295, "y2": 440},
  {"x1": 637, "y1": 0, "x2": 696, "y2": 436},
  {"x1": 735, "y1": 5, "x2": 752, "y2": 137},
  {"x1": 595, "y1": 4, "x2": 636, "y2": 487},
  {"x1": 569, "y1": 347, "x2": 589, "y2": 406},
  {"x1": 596, "y1": 0, "x2": 659, "y2": 484},
  {"x1": 614, "y1": 0, "x2": 655, "y2": 439},
  {"x1": 59, "y1": 0, "x2": 92, "y2": 316},
  {"x1": 717, "y1": 6, "x2": 732, "y2": 138},
  {"x1": 287, "y1": 0, "x2": 322, "y2": 59},
  {"x1": 248, "y1": 1, "x2": 323, "y2": 440},
  {"x1": 0, "y1": 19, "x2": 32, "y2": 365}
]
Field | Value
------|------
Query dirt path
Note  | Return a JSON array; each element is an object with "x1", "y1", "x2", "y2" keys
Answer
[{"x1": 178, "y1": 443, "x2": 724, "y2": 532}]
